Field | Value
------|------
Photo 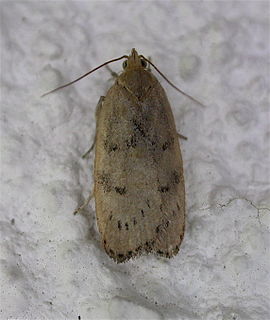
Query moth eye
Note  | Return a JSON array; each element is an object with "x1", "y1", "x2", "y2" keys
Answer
[
  {"x1": 141, "y1": 59, "x2": 147, "y2": 68},
  {"x1": 122, "y1": 60, "x2": 128, "y2": 69}
]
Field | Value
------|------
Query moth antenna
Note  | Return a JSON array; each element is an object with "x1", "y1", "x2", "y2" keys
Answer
[
  {"x1": 140, "y1": 55, "x2": 206, "y2": 108},
  {"x1": 41, "y1": 55, "x2": 129, "y2": 97}
]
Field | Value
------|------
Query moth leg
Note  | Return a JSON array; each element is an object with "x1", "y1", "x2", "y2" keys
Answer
[
  {"x1": 177, "y1": 132, "x2": 188, "y2": 140},
  {"x1": 146, "y1": 56, "x2": 151, "y2": 71},
  {"x1": 73, "y1": 190, "x2": 94, "y2": 215},
  {"x1": 105, "y1": 65, "x2": 119, "y2": 79},
  {"x1": 75, "y1": 96, "x2": 104, "y2": 213},
  {"x1": 82, "y1": 140, "x2": 95, "y2": 159},
  {"x1": 82, "y1": 96, "x2": 105, "y2": 158}
]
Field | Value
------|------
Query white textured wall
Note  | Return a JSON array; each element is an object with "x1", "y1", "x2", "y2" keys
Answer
[{"x1": 1, "y1": 1, "x2": 269, "y2": 319}]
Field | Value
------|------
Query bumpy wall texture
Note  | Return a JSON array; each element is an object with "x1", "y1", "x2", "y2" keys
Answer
[{"x1": 1, "y1": 1, "x2": 269, "y2": 319}]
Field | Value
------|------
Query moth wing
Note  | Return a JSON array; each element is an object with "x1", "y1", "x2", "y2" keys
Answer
[{"x1": 94, "y1": 70, "x2": 185, "y2": 263}]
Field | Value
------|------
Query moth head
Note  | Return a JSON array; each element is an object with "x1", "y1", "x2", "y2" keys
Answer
[{"x1": 122, "y1": 48, "x2": 148, "y2": 70}]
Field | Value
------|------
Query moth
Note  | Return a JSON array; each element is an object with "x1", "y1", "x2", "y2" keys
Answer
[{"x1": 43, "y1": 49, "x2": 203, "y2": 263}]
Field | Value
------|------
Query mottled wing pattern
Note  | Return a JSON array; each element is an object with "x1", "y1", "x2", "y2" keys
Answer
[{"x1": 94, "y1": 69, "x2": 185, "y2": 263}]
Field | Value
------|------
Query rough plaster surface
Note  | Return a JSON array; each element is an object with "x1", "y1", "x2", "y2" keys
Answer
[{"x1": 1, "y1": 1, "x2": 269, "y2": 319}]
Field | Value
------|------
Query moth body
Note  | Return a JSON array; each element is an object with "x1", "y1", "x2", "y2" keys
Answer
[{"x1": 94, "y1": 49, "x2": 185, "y2": 263}]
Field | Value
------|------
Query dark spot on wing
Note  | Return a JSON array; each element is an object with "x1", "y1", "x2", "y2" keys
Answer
[
  {"x1": 162, "y1": 141, "x2": 169, "y2": 151},
  {"x1": 126, "y1": 135, "x2": 137, "y2": 148},
  {"x1": 115, "y1": 186, "x2": 127, "y2": 195},
  {"x1": 162, "y1": 137, "x2": 174, "y2": 151},
  {"x1": 172, "y1": 170, "x2": 180, "y2": 184},
  {"x1": 104, "y1": 140, "x2": 118, "y2": 153},
  {"x1": 133, "y1": 119, "x2": 146, "y2": 137},
  {"x1": 144, "y1": 240, "x2": 155, "y2": 252},
  {"x1": 98, "y1": 172, "x2": 112, "y2": 192},
  {"x1": 118, "y1": 220, "x2": 122, "y2": 230},
  {"x1": 158, "y1": 185, "x2": 169, "y2": 193}
]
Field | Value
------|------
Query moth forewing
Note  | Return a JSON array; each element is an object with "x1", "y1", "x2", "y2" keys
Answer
[{"x1": 94, "y1": 49, "x2": 185, "y2": 263}]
